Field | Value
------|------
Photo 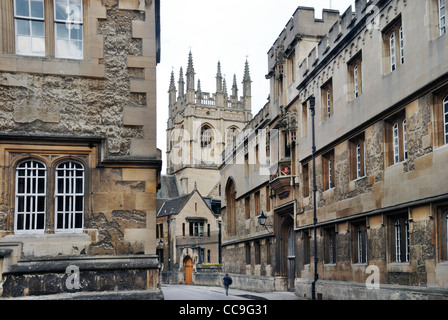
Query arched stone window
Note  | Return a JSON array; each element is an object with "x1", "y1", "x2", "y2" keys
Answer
[
  {"x1": 200, "y1": 125, "x2": 214, "y2": 148},
  {"x1": 226, "y1": 127, "x2": 240, "y2": 146},
  {"x1": 55, "y1": 161, "x2": 84, "y2": 232},
  {"x1": 15, "y1": 160, "x2": 47, "y2": 233}
]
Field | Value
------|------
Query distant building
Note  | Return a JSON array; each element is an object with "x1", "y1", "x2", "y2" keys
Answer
[
  {"x1": 166, "y1": 51, "x2": 252, "y2": 199},
  {"x1": 221, "y1": 0, "x2": 448, "y2": 299},
  {"x1": 0, "y1": 0, "x2": 162, "y2": 299},
  {"x1": 156, "y1": 178, "x2": 221, "y2": 284}
]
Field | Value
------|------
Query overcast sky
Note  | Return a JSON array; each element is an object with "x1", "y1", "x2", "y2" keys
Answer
[{"x1": 156, "y1": 0, "x2": 356, "y2": 173}]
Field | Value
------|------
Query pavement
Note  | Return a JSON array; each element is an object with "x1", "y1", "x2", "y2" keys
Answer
[{"x1": 0, "y1": 284, "x2": 304, "y2": 301}]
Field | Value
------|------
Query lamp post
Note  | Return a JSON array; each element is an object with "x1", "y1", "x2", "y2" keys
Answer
[
  {"x1": 167, "y1": 214, "x2": 171, "y2": 284},
  {"x1": 308, "y1": 94, "x2": 318, "y2": 300},
  {"x1": 218, "y1": 220, "x2": 222, "y2": 264},
  {"x1": 257, "y1": 211, "x2": 273, "y2": 234}
]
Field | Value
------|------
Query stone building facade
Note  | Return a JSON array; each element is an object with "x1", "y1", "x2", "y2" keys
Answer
[
  {"x1": 221, "y1": 0, "x2": 448, "y2": 299},
  {"x1": 156, "y1": 185, "x2": 221, "y2": 285},
  {"x1": 0, "y1": 0, "x2": 162, "y2": 298},
  {"x1": 220, "y1": 7, "x2": 340, "y2": 292}
]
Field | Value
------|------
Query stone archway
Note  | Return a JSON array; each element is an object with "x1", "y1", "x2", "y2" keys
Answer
[{"x1": 275, "y1": 205, "x2": 295, "y2": 291}]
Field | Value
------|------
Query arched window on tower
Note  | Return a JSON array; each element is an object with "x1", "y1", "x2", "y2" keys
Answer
[
  {"x1": 201, "y1": 125, "x2": 214, "y2": 149},
  {"x1": 226, "y1": 127, "x2": 240, "y2": 147}
]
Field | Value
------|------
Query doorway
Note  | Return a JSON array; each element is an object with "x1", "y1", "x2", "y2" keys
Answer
[
  {"x1": 277, "y1": 211, "x2": 295, "y2": 291},
  {"x1": 184, "y1": 257, "x2": 193, "y2": 285}
]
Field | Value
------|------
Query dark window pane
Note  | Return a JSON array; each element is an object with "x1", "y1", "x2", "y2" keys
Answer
[
  {"x1": 57, "y1": 212, "x2": 63, "y2": 229},
  {"x1": 30, "y1": 0, "x2": 44, "y2": 19},
  {"x1": 31, "y1": 20, "x2": 44, "y2": 37},
  {"x1": 18, "y1": 177, "x2": 25, "y2": 194},
  {"x1": 16, "y1": 19, "x2": 30, "y2": 36},
  {"x1": 76, "y1": 178, "x2": 83, "y2": 193},
  {"x1": 17, "y1": 214, "x2": 24, "y2": 230},
  {"x1": 38, "y1": 177, "x2": 45, "y2": 193},
  {"x1": 15, "y1": 0, "x2": 30, "y2": 17},
  {"x1": 17, "y1": 196, "x2": 24, "y2": 212},
  {"x1": 75, "y1": 196, "x2": 83, "y2": 211},
  {"x1": 75, "y1": 212, "x2": 82, "y2": 228},
  {"x1": 57, "y1": 196, "x2": 63, "y2": 211},
  {"x1": 37, "y1": 196, "x2": 45, "y2": 212},
  {"x1": 36, "y1": 213, "x2": 44, "y2": 229}
]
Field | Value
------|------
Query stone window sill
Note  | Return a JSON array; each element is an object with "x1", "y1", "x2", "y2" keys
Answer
[{"x1": 387, "y1": 262, "x2": 413, "y2": 273}]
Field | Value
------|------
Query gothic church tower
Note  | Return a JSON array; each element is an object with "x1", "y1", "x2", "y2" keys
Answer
[{"x1": 166, "y1": 51, "x2": 252, "y2": 198}]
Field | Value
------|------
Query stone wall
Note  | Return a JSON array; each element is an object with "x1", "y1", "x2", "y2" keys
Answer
[
  {"x1": 0, "y1": 6, "x2": 147, "y2": 157},
  {"x1": 1, "y1": 255, "x2": 162, "y2": 299}
]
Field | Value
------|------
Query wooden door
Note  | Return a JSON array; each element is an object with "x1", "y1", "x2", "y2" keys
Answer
[{"x1": 185, "y1": 257, "x2": 193, "y2": 285}]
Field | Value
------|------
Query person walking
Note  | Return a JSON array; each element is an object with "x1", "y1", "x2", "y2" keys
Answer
[{"x1": 222, "y1": 273, "x2": 232, "y2": 296}]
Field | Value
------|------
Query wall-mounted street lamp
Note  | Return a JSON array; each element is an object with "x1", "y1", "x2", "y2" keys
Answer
[{"x1": 257, "y1": 211, "x2": 273, "y2": 234}]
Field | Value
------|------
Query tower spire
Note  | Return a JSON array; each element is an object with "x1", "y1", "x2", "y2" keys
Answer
[
  {"x1": 223, "y1": 77, "x2": 228, "y2": 95},
  {"x1": 216, "y1": 61, "x2": 223, "y2": 93},
  {"x1": 169, "y1": 69, "x2": 177, "y2": 106},
  {"x1": 243, "y1": 59, "x2": 252, "y2": 98},
  {"x1": 178, "y1": 67, "x2": 185, "y2": 98},
  {"x1": 242, "y1": 59, "x2": 252, "y2": 111},
  {"x1": 186, "y1": 50, "x2": 195, "y2": 91},
  {"x1": 232, "y1": 74, "x2": 238, "y2": 98}
]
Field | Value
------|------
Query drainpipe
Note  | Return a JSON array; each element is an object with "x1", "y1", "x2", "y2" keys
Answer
[{"x1": 308, "y1": 95, "x2": 318, "y2": 300}]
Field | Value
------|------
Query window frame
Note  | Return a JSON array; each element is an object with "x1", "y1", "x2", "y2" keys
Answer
[
  {"x1": 322, "y1": 151, "x2": 335, "y2": 191},
  {"x1": 14, "y1": 159, "x2": 47, "y2": 234},
  {"x1": 350, "y1": 134, "x2": 366, "y2": 180},
  {"x1": 399, "y1": 26, "x2": 405, "y2": 65},
  {"x1": 354, "y1": 64, "x2": 359, "y2": 98},
  {"x1": 14, "y1": 0, "x2": 46, "y2": 57},
  {"x1": 54, "y1": 160, "x2": 85, "y2": 233},
  {"x1": 444, "y1": 96, "x2": 448, "y2": 145},
  {"x1": 440, "y1": 0, "x2": 446, "y2": 36},
  {"x1": 200, "y1": 125, "x2": 214, "y2": 149},
  {"x1": 324, "y1": 226, "x2": 337, "y2": 264},
  {"x1": 352, "y1": 221, "x2": 368, "y2": 264},
  {"x1": 7, "y1": 0, "x2": 86, "y2": 59},
  {"x1": 321, "y1": 79, "x2": 333, "y2": 120},
  {"x1": 390, "y1": 31, "x2": 396, "y2": 71},
  {"x1": 403, "y1": 119, "x2": 408, "y2": 160},
  {"x1": 53, "y1": 0, "x2": 84, "y2": 59},
  {"x1": 383, "y1": 18, "x2": 404, "y2": 74},
  {"x1": 348, "y1": 52, "x2": 363, "y2": 100},
  {"x1": 385, "y1": 111, "x2": 407, "y2": 167},
  {"x1": 389, "y1": 213, "x2": 410, "y2": 263},
  {"x1": 393, "y1": 122, "x2": 400, "y2": 164}
]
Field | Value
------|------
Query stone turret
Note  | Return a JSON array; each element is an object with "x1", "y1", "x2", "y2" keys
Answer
[
  {"x1": 186, "y1": 51, "x2": 195, "y2": 103},
  {"x1": 242, "y1": 59, "x2": 252, "y2": 111},
  {"x1": 216, "y1": 61, "x2": 223, "y2": 93},
  {"x1": 231, "y1": 74, "x2": 238, "y2": 99},
  {"x1": 178, "y1": 67, "x2": 184, "y2": 99},
  {"x1": 168, "y1": 69, "x2": 176, "y2": 107}
]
